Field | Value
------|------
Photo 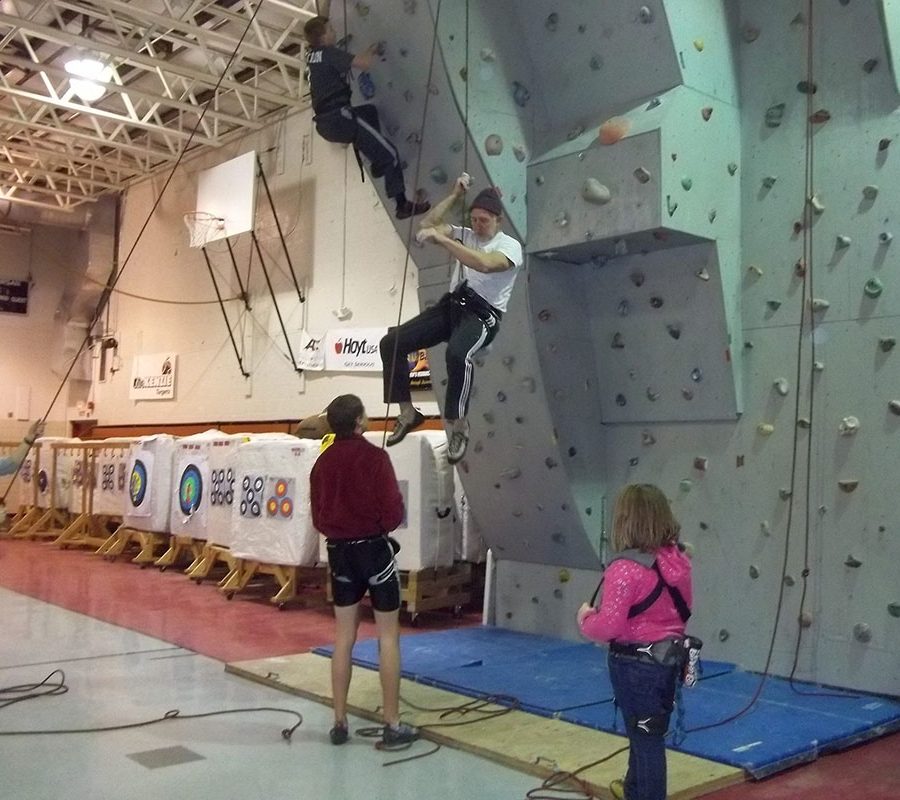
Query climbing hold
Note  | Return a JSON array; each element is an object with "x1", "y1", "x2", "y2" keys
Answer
[
  {"x1": 863, "y1": 58, "x2": 878, "y2": 73},
  {"x1": 693, "y1": 38, "x2": 704, "y2": 51},
  {"x1": 888, "y1": 603, "x2": 900, "y2": 618},
  {"x1": 650, "y1": 296, "x2": 664, "y2": 309},
  {"x1": 727, "y1": 162, "x2": 738, "y2": 176},
  {"x1": 765, "y1": 103, "x2": 786, "y2": 127},
  {"x1": 629, "y1": 456, "x2": 639, "y2": 467},
  {"x1": 784, "y1": 575, "x2": 795, "y2": 586},
  {"x1": 558, "y1": 568, "x2": 571, "y2": 583},
  {"x1": 449, "y1": 141, "x2": 463, "y2": 153},
  {"x1": 630, "y1": 271, "x2": 645, "y2": 287},
  {"x1": 766, "y1": 299, "x2": 782, "y2": 311},
  {"x1": 646, "y1": 97, "x2": 661, "y2": 110},
  {"x1": 501, "y1": 355, "x2": 514, "y2": 369},
  {"x1": 838, "y1": 479, "x2": 859, "y2": 493},
  {"x1": 646, "y1": 388, "x2": 660, "y2": 401},
  {"x1": 811, "y1": 298, "x2": 830, "y2": 312},
  {"x1": 545, "y1": 12, "x2": 559, "y2": 31},
  {"x1": 762, "y1": 176, "x2": 777, "y2": 188},
  {"x1": 742, "y1": 25, "x2": 760, "y2": 42},
  {"x1": 496, "y1": 391, "x2": 507, "y2": 402},
  {"x1": 696, "y1": 268, "x2": 710, "y2": 281},
  {"x1": 791, "y1": 12, "x2": 805, "y2": 25},
  {"x1": 681, "y1": 177, "x2": 693, "y2": 191},
  {"x1": 590, "y1": 55, "x2": 603, "y2": 71},
  {"x1": 773, "y1": 378, "x2": 790, "y2": 396},
  {"x1": 642, "y1": 431, "x2": 656, "y2": 446},
  {"x1": 880, "y1": 231, "x2": 893, "y2": 244},
  {"x1": 748, "y1": 264, "x2": 764, "y2": 277},
  {"x1": 484, "y1": 134, "x2": 503, "y2": 156},
  {"x1": 797, "y1": 417, "x2": 811, "y2": 428},
  {"x1": 512, "y1": 81, "x2": 531, "y2": 107},
  {"x1": 779, "y1": 488, "x2": 793, "y2": 500},
  {"x1": 554, "y1": 211, "x2": 569, "y2": 228},
  {"x1": 567, "y1": 124, "x2": 585, "y2": 140},
  {"x1": 718, "y1": 629, "x2": 730, "y2": 642},
  {"x1": 480, "y1": 48, "x2": 495, "y2": 62},
  {"x1": 795, "y1": 259, "x2": 807, "y2": 277},
  {"x1": 633, "y1": 166, "x2": 651, "y2": 184},
  {"x1": 749, "y1": 565, "x2": 760, "y2": 579},
  {"x1": 757, "y1": 422, "x2": 775, "y2": 436},
  {"x1": 679, "y1": 479, "x2": 693, "y2": 493},
  {"x1": 501, "y1": 467, "x2": 521, "y2": 480},
  {"x1": 808, "y1": 194, "x2": 825, "y2": 214},
  {"x1": 799, "y1": 612, "x2": 813, "y2": 628},
  {"x1": 537, "y1": 308, "x2": 551, "y2": 322},
  {"x1": 545, "y1": 457, "x2": 558, "y2": 470},
  {"x1": 853, "y1": 623, "x2": 872, "y2": 643},
  {"x1": 862, "y1": 184, "x2": 879, "y2": 200},
  {"x1": 617, "y1": 299, "x2": 630, "y2": 317},
  {"x1": 512, "y1": 144, "x2": 528, "y2": 163},
  {"x1": 615, "y1": 393, "x2": 627, "y2": 407},
  {"x1": 693, "y1": 457, "x2": 708, "y2": 471},
  {"x1": 839, "y1": 416, "x2": 860, "y2": 435},
  {"x1": 809, "y1": 109, "x2": 831, "y2": 124},
  {"x1": 521, "y1": 377, "x2": 536, "y2": 393},
  {"x1": 879, "y1": 337, "x2": 896, "y2": 352},
  {"x1": 599, "y1": 117, "x2": 631, "y2": 145},
  {"x1": 611, "y1": 332, "x2": 625, "y2": 349},
  {"x1": 737, "y1": 454, "x2": 745, "y2": 466},
  {"x1": 760, "y1": 520, "x2": 771, "y2": 536},
  {"x1": 666, "y1": 196, "x2": 678, "y2": 216},
  {"x1": 429, "y1": 166, "x2": 448, "y2": 184},
  {"x1": 813, "y1": 360, "x2": 825, "y2": 372},
  {"x1": 701, "y1": 107, "x2": 713, "y2": 121},
  {"x1": 406, "y1": 130, "x2": 421, "y2": 144},
  {"x1": 836, "y1": 235, "x2": 852, "y2": 248},
  {"x1": 690, "y1": 367, "x2": 703, "y2": 383},
  {"x1": 403, "y1": 0, "x2": 417, "y2": 12},
  {"x1": 667, "y1": 323, "x2": 682, "y2": 340},
  {"x1": 864, "y1": 278, "x2": 883, "y2": 298},
  {"x1": 639, "y1": 6, "x2": 653, "y2": 23},
  {"x1": 793, "y1": 220, "x2": 804, "y2": 234},
  {"x1": 879, "y1": 137, "x2": 892, "y2": 151},
  {"x1": 844, "y1": 554, "x2": 862, "y2": 568},
  {"x1": 888, "y1": 400, "x2": 900, "y2": 415},
  {"x1": 796, "y1": 80, "x2": 817, "y2": 94},
  {"x1": 355, "y1": 2, "x2": 370, "y2": 16},
  {"x1": 581, "y1": 178, "x2": 611, "y2": 205}
]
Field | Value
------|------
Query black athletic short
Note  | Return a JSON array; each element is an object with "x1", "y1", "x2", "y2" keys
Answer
[{"x1": 326, "y1": 536, "x2": 400, "y2": 612}]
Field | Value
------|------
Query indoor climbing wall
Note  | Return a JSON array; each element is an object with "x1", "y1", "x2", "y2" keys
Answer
[{"x1": 333, "y1": 1, "x2": 899, "y2": 695}]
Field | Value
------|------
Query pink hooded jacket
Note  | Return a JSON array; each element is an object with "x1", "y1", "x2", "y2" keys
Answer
[{"x1": 579, "y1": 543, "x2": 693, "y2": 644}]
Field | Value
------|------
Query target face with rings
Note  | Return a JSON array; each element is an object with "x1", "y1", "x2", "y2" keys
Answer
[
  {"x1": 130, "y1": 460, "x2": 148, "y2": 507},
  {"x1": 240, "y1": 474, "x2": 265, "y2": 517},
  {"x1": 37, "y1": 469, "x2": 49, "y2": 493},
  {"x1": 179, "y1": 464, "x2": 203, "y2": 515}
]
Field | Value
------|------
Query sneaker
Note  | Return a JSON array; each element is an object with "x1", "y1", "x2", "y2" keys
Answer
[
  {"x1": 329, "y1": 721, "x2": 349, "y2": 745},
  {"x1": 386, "y1": 410, "x2": 425, "y2": 446},
  {"x1": 447, "y1": 425, "x2": 469, "y2": 465},
  {"x1": 380, "y1": 722, "x2": 418, "y2": 747},
  {"x1": 609, "y1": 778, "x2": 625, "y2": 800},
  {"x1": 395, "y1": 199, "x2": 431, "y2": 220}
]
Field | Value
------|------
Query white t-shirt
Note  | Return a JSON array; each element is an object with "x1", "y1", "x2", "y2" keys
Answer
[{"x1": 448, "y1": 225, "x2": 524, "y2": 313}]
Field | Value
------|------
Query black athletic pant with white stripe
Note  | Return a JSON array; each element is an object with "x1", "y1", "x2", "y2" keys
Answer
[
  {"x1": 380, "y1": 292, "x2": 499, "y2": 422},
  {"x1": 314, "y1": 103, "x2": 405, "y2": 199}
]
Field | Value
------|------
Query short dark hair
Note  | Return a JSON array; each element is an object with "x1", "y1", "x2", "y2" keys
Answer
[
  {"x1": 326, "y1": 394, "x2": 364, "y2": 437},
  {"x1": 304, "y1": 16, "x2": 329, "y2": 46}
]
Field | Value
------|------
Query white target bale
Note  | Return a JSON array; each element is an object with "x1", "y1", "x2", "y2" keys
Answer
[
  {"x1": 15, "y1": 447, "x2": 35, "y2": 508},
  {"x1": 123, "y1": 435, "x2": 176, "y2": 532},
  {"x1": 171, "y1": 430, "x2": 248, "y2": 545},
  {"x1": 92, "y1": 438, "x2": 137, "y2": 517},
  {"x1": 34, "y1": 438, "x2": 80, "y2": 511},
  {"x1": 365, "y1": 430, "x2": 458, "y2": 571},
  {"x1": 230, "y1": 438, "x2": 319, "y2": 566}
]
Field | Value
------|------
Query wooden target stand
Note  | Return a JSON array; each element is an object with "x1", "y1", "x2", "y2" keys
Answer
[
  {"x1": 8, "y1": 442, "x2": 71, "y2": 540},
  {"x1": 185, "y1": 542, "x2": 240, "y2": 582},
  {"x1": 53, "y1": 442, "x2": 128, "y2": 550},
  {"x1": 218, "y1": 559, "x2": 327, "y2": 609}
]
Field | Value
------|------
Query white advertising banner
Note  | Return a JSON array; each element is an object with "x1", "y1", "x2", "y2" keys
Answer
[
  {"x1": 294, "y1": 330, "x2": 326, "y2": 371},
  {"x1": 324, "y1": 327, "x2": 386, "y2": 372},
  {"x1": 130, "y1": 353, "x2": 177, "y2": 400}
]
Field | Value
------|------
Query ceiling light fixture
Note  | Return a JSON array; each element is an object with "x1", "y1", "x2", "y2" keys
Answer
[{"x1": 64, "y1": 57, "x2": 114, "y2": 103}]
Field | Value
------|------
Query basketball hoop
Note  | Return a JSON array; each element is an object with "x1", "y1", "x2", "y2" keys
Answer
[{"x1": 183, "y1": 211, "x2": 226, "y2": 248}]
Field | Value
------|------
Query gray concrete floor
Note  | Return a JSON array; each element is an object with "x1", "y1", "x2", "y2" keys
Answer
[{"x1": 0, "y1": 588, "x2": 538, "y2": 800}]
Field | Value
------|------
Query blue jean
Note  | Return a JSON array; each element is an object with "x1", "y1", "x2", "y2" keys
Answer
[{"x1": 608, "y1": 651, "x2": 679, "y2": 800}]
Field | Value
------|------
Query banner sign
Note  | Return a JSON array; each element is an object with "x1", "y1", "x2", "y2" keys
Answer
[
  {"x1": 324, "y1": 327, "x2": 386, "y2": 372},
  {"x1": 130, "y1": 353, "x2": 177, "y2": 400},
  {"x1": 0, "y1": 280, "x2": 29, "y2": 315},
  {"x1": 294, "y1": 330, "x2": 325, "y2": 371}
]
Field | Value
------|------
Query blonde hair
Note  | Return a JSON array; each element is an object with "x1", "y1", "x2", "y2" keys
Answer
[{"x1": 611, "y1": 484, "x2": 680, "y2": 553}]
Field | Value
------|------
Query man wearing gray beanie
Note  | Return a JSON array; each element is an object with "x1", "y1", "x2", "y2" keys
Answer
[{"x1": 379, "y1": 174, "x2": 523, "y2": 464}]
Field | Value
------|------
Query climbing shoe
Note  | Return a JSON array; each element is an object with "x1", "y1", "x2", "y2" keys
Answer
[{"x1": 395, "y1": 199, "x2": 431, "y2": 220}]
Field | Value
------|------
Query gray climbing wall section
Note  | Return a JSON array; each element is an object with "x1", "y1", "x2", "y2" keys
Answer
[{"x1": 329, "y1": 0, "x2": 900, "y2": 696}]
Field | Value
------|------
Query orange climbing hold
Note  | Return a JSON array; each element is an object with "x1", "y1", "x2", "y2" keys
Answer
[{"x1": 598, "y1": 116, "x2": 631, "y2": 145}]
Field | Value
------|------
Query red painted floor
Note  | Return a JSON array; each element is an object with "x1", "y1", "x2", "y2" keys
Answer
[
  {"x1": 0, "y1": 537, "x2": 480, "y2": 663},
  {"x1": 2, "y1": 536, "x2": 897, "y2": 798}
]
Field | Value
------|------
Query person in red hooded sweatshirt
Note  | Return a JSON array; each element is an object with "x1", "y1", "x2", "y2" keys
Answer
[{"x1": 577, "y1": 484, "x2": 693, "y2": 800}]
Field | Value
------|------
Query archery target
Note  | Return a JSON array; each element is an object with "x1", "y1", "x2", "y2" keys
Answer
[
  {"x1": 129, "y1": 459, "x2": 148, "y2": 508},
  {"x1": 178, "y1": 464, "x2": 203, "y2": 516},
  {"x1": 37, "y1": 469, "x2": 49, "y2": 495},
  {"x1": 210, "y1": 467, "x2": 235, "y2": 507},
  {"x1": 240, "y1": 473, "x2": 265, "y2": 518},
  {"x1": 265, "y1": 476, "x2": 294, "y2": 519}
]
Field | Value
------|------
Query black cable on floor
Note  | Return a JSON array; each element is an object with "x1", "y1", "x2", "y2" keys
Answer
[
  {"x1": 0, "y1": 669, "x2": 302, "y2": 741},
  {"x1": 524, "y1": 744, "x2": 630, "y2": 800}
]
